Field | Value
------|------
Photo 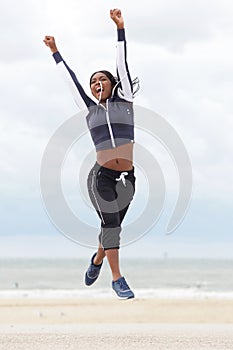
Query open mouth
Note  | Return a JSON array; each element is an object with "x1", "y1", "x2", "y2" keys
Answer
[{"x1": 96, "y1": 86, "x2": 103, "y2": 93}]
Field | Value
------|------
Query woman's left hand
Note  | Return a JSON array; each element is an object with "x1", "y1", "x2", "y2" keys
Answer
[{"x1": 110, "y1": 9, "x2": 124, "y2": 29}]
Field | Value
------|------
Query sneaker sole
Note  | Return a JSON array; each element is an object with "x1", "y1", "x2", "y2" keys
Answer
[{"x1": 112, "y1": 290, "x2": 135, "y2": 300}]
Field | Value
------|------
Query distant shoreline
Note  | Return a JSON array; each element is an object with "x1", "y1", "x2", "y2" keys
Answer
[{"x1": 1, "y1": 288, "x2": 233, "y2": 300}]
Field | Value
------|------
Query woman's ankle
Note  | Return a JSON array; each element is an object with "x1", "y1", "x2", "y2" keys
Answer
[
  {"x1": 93, "y1": 255, "x2": 104, "y2": 265},
  {"x1": 112, "y1": 274, "x2": 122, "y2": 282}
]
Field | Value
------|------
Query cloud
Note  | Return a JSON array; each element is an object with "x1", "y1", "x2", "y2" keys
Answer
[
  {"x1": 0, "y1": 0, "x2": 49, "y2": 62},
  {"x1": 129, "y1": 0, "x2": 233, "y2": 49},
  {"x1": 53, "y1": 0, "x2": 233, "y2": 52},
  {"x1": 129, "y1": 34, "x2": 233, "y2": 201}
]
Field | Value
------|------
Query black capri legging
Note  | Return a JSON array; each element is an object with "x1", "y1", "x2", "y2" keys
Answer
[{"x1": 87, "y1": 162, "x2": 136, "y2": 250}]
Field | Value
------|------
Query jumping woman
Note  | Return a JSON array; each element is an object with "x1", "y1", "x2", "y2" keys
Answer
[{"x1": 44, "y1": 9, "x2": 138, "y2": 299}]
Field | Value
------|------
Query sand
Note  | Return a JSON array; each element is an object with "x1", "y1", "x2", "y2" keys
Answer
[{"x1": 0, "y1": 298, "x2": 233, "y2": 349}]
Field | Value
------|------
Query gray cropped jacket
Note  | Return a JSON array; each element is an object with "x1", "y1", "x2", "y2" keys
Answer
[{"x1": 53, "y1": 28, "x2": 134, "y2": 151}]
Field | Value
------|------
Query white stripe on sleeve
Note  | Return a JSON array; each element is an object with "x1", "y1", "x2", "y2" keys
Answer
[
  {"x1": 116, "y1": 41, "x2": 133, "y2": 102},
  {"x1": 57, "y1": 61, "x2": 88, "y2": 111}
]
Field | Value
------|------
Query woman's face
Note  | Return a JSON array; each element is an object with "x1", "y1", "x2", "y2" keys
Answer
[{"x1": 90, "y1": 72, "x2": 113, "y2": 102}]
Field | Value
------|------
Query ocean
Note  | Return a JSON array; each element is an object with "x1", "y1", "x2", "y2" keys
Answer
[{"x1": 0, "y1": 258, "x2": 233, "y2": 299}]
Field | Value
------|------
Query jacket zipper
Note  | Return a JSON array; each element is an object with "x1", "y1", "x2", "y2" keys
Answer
[{"x1": 100, "y1": 100, "x2": 116, "y2": 148}]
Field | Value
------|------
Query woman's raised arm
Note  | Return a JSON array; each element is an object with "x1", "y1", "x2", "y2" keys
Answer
[
  {"x1": 110, "y1": 9, "x2": 133, "y2": 102},
  {"x1": 43, "y1": 35, "x2": 95, "y2": 110}
]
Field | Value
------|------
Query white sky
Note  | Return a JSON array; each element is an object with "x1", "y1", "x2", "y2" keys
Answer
[{"x1": 0, "y1": 0, "x2": 233, "y2": 258}]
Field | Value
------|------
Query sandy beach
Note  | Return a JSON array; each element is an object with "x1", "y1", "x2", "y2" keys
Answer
[{"x1": 1, "y1": 298, "x2": 233, "y2": 349}]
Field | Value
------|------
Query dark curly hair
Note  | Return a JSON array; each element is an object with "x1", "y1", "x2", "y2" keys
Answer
[{"x1": 89, "y1": 70, "x2": 117, "y2": 88}]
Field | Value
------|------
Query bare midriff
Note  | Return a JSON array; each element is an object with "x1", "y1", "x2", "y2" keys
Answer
[{"x1": 97, "y1": 142, "x2": 133, "y2": 171}]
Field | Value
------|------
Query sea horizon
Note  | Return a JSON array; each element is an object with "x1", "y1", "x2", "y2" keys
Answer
[{"x1": 1, "y1": 257, "x2": 233, "y2": 299}]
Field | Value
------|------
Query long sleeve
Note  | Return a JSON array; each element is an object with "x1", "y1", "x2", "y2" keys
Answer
[
  {"x1": 116, "y1": 29, "x2": 133, "y2": 102},
  {"x1": 53, "y1": 51, "x2": 96, "y2": 111}
]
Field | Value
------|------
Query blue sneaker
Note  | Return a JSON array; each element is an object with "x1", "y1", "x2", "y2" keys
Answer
[
  {"x1": 85, "y1": 253, "x2": 103, "y2": 286},
  {"x1": 112, "y1": 277, "x2": 135, "y2": 299}
]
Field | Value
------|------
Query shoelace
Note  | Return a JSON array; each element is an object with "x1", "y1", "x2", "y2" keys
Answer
[
  {"x1": 115, "y1": 172, "x2": 128, "y2": 187},
  {"x1": 119, "y1": 279, "x2": 130, "y2": 291},
  {"x1": 88, "y1": 264, "x2": 100, "y2": 277}
]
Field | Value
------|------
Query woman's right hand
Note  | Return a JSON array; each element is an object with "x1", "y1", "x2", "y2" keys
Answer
[{"x1": 43, "y1": 36, "x2": 58, "y2": 53}]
